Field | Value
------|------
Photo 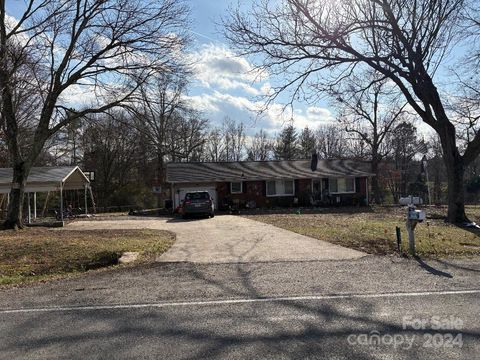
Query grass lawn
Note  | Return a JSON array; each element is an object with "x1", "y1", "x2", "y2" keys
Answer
[
  {"x1": 244, "y1": 205, "x2": 480, "y2": 258},
  {"x1": 0, "y1": 228, "x2": 175, "y2": 286}
]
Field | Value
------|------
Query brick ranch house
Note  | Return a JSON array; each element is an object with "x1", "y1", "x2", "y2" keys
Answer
[{"x1": 166, "y1": 158, "x2": 374, "y2": 210}]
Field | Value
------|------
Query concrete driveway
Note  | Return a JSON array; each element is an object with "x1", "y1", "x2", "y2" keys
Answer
[{"x1": 66, "y1": 215, "x2": 366, "y2": 263}]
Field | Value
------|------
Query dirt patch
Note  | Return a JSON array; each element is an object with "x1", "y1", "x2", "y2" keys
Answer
[{"x1": 119, "y1": 251, "x2": 139, "y2": 264}]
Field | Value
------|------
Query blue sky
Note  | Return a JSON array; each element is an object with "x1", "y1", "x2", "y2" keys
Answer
[
  {"x1": 186, "y1": 0, "x2": 462, "y2": 138},
  {"x1": 7, "y1": 0, "x2": 445, "y2": 137},
  {"x1": 6, "y1": 0, "x2": 335, "y2": 137},
  {"x1": 186, "y1": 0, "x2": 336, "y2": 136}
]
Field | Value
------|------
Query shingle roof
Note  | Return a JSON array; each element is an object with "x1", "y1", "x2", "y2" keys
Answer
[
  {"x1": 0, "y1": 166, "x2": 90, "y2": 193},
  {"x1": 166, "y1": 159, "x2": 374, "y2": 183},
  {"x1": 0, "y1": 166, "x2": 83, "y2": 184}
]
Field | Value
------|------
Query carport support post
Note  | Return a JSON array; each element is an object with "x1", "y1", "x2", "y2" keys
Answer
[
  {"x1": 33, "y1": 192, "x2": 37, "y2": 219},
  {"x1": 84, "y1": 184, "x2": 88, "y2": 215}
]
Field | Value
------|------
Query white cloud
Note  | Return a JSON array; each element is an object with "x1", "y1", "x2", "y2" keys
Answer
[
  {"x1": 187, "y1": 44, "x2": 335, "y2": 135},
  {"x1": 264, "y1": 104, "x2": 335, "y2": 131},
  {"x1": 190, "y1": 43, "x2": 266, "y2": 95},
  {"x1": 307, "y1": 106, "x2": 333, "y2": 119},
  {"x1": 185, "y1": 93, "x2": 221, "y2": 113},
  {"x1": 185, "y1": 89, "x2": 336, "y2": 136},
  {"x1": 60, "y1": 82, "x2": 100, "y2": 107}
]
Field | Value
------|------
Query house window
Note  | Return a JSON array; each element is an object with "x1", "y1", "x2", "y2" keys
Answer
[
  {"x1": 266, "y1": 180, "x2": 295, "y2": 196},
  {"x1": 266, "y1": 180, "x2": 276, "y2": 196},
  {"x1": 230, "y1": 181, "x2": 243, "y2": 194},
  {"x1": 329, "y1": 178, "x2": 355, "y2": 194}
]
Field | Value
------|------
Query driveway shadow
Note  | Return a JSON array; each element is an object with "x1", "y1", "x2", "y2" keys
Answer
[{"x1": 166, "y1": 217, "x2": 202, "y2": 223}]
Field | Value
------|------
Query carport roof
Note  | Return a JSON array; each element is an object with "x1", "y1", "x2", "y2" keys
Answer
[
  {"x1": 0, "y1": 166, "x2": 90, "y2": 193},
  {"x1": 166, "y1": 159, "x2": 374, "y2": 183}
]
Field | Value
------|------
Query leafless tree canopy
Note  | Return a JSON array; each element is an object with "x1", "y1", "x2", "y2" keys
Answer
[
  {"x1": 332, "y1": 72, "x2": 407, "y2": 202},
  {"x1": 2, "y1": 0, "x2": 189, "y2": 138},
  {"x1": 224, "y1": 0, "x2": 479, "y2": 222},
  {"x1": 0, "y1": 0, "x2": 190, "y2": 227},
  {"x1": 247, "y1": 129, "x2": 273, "y2": 161},
  {"x1": 225, "y1": 0, "x2": 467, "y2": 133}
]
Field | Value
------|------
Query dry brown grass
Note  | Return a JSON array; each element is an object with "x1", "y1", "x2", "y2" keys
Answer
[
  {"x1": 0, "y1": 228, "x2": 175, "y2": 286},
  {"x1": 244, "y1": 205, "x2": 480, "y2": 258}
]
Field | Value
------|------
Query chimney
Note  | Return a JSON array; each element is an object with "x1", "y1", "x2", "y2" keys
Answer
[{"x1": 310, "y1": 152, "x2": 318, "y2": 171}]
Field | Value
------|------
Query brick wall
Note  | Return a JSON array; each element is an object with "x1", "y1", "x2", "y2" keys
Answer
[
  {"x1": 216, "y1": 177, "x2": 369, "y2": 209},
  {"x1": 217, "y1": 181, "x2": 267, "y2": 209}
]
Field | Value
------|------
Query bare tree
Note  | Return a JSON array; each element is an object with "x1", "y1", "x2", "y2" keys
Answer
[
  {"x1": 247, "y1": 129, "x2": 273, "y2": 160},
  {"x1": 82, "y1": 112, "x2": 139, "y2": 207},
  {"x1": 175, "y1": 113, "x2": 208, "y2": 162},
  {"x1": 315, "y1": 125, "x2": 348, "y2": 159},
  {"x1": 385, "y1": 121, "x2": 426, "y2": 202},
  {"x1": 222, "y1": 117, "x2": 246, "y2": 161},
  {"x1": 225, "y1": 0, "x2": 479, "y2": 223},
  {"x1": 204, "y1": 127, "x2": 225, "y2": 162},
  {"x1": 344, "y1": 132, "x2": 370, "y2": 160},
  {"x1": 334, "y1": 74, "x2": 406, "y2": 203},
  {"x1": 133, "y1": 71, "x2": 189, "y2": 202},
  {"x1": 0, "y1": 0, "x2": 189, "y2": 228}
]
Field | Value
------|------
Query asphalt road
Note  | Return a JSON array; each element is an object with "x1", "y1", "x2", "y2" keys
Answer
[{"x1": 0, "y1": 256, "x2": 479, "y2": 359}]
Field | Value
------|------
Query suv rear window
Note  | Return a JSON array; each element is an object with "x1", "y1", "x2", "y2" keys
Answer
[{"x1": 185, "y1": 192, "x2": 210, "y2": 200}]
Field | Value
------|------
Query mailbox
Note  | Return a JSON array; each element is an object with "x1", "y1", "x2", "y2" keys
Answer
[
  {"x1": 408, "y1": 208, "x2": 425, "y2": 221},
  {"x1": 406, "y1": 206, "x2": 425, "y2": 256}
]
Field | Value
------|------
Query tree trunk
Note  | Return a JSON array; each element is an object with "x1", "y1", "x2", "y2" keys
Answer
[
  {"x1": 371, "y1": 157, "x2": 382, "y2": 204},
  {"x1": 4, "y1": 162, "x2": 29, "y2": 229},
  {"x1": 438, "y1": 121, "x2": 468, "y2": 224},
  {"x1": 445, "y1": 157, "x2": 468, "y2": 223}
]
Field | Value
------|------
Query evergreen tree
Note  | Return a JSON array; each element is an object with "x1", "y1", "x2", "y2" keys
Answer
[
  {"x1": 274, "y1": 125, "x2": 299, "y2": 160},
  {"x1": 299, "y1": 126, "x2": 317, "y2": 159}
]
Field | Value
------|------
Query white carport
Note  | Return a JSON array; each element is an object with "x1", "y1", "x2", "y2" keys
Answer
[{"x1": 0, "y1": 166, "x2": 92, "y2": 223}]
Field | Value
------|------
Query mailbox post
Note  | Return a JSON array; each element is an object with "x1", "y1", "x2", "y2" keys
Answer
[{"x1": 406, "y1": 205, "x2": 426, "y2": 256}]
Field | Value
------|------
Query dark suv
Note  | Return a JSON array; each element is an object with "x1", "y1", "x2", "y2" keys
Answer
[{"x1": 182, "y1": 191, "x2": 215, "y2": 219}]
